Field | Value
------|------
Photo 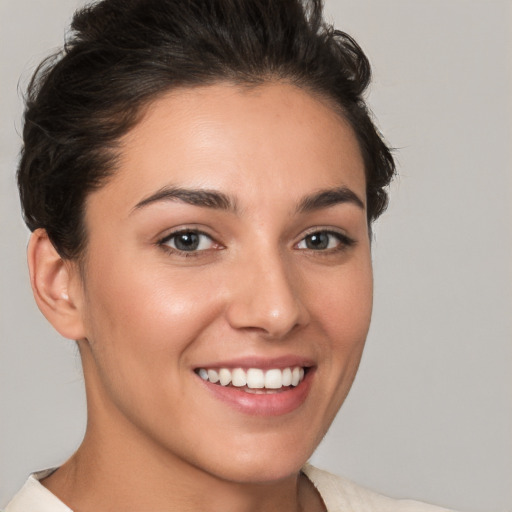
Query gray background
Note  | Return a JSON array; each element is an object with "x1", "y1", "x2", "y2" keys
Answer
[{"x1": 1, "y1": 1, "x2": 511, "y2": 511}]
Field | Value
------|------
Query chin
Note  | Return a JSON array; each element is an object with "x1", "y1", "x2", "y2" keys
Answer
[
  {"x1": 209, "y1": 458, "x2": 306, "y2": 486},
  {"x1": 197, "y1": 434, "x2": 318, "y2": 485}
]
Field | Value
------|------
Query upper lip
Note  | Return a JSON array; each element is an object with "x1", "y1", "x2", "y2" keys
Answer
[{"x1": 193, "y1": 355, "x2": 315, "y2": 370}]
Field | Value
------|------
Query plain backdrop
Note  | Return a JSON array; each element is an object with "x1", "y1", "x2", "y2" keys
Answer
[{"x1": 1, "y1": 1, "x2": 511, "y2": 511}]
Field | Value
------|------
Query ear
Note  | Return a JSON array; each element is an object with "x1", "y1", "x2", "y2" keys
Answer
[{"x1": 27, "y1": 229, "x2": 86, "y2": 341}]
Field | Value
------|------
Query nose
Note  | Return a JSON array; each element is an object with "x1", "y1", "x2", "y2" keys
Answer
[{"x1": 224, "y1": 250, "x2": 309, "y2": 339}]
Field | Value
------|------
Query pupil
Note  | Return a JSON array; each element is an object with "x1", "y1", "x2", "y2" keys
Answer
[
  {"x1": 306, "y1": 232, "x2": 329, "y2": 250},
  {"x1": 175, "y1": 232, "x2": 199, "y2": 251}
]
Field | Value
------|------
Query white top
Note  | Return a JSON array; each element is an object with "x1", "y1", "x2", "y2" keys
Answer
[
  {"x1": 4, "y1": 469, "x2": 71, "y2": 512},
  {"x1": 302, "y1": 465, "x2": 454, "y2": 512},
  {"x1": 4, "y1": 464, "x2": 455, "y2": 512}
]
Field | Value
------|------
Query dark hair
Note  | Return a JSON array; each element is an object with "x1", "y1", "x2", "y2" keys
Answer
[{"x1": 18, "y1": 0, "x2": 395, "y2": 260}]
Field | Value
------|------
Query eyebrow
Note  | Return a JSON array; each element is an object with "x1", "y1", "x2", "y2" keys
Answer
[
  {"x1": 296, "y1": 186, "x2": 365, "y2": 213},
  {"x1": 132, "y1": 184, "x2": 364, "y2": 215},
  {"x1": 132, "y1": 186, "x2": 237, "y2": 213}
]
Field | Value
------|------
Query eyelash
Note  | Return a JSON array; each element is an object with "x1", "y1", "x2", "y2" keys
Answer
[
  {"x1": 158, "y1": 229, "x2": 219, "y2": 257},
  {"x1": 296, "y1": 229, "x2": 356, "y2": 253},
  {"x1": 157, "y1": 228, "x2": 355, "y2": 257}
]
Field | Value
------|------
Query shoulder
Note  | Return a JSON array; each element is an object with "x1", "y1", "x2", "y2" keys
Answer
[
  {"x1": 4, "y1": 469, "x2": 72, "y2": 512},
  {"x1": 302, "y1": 464, "x2": 456, "y2": 512}
]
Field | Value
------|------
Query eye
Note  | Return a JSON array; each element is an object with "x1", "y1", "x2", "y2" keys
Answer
[
  {"x1": 296, "y1": 230, "x2": 354, "y2": 251},
  {"x1": 160, "y1": 230, "x2": 216, "y2": 252}
]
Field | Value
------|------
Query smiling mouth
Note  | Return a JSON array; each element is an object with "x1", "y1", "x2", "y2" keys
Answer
[{"x1": 195, "y1": 366, "x2": 307, "y2": 393}]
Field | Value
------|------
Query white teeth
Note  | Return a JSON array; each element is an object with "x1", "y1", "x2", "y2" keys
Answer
[
  {"x1": 219, "y1": 368, "x2": 231, "y2": 386},
  {"x1": 231, "y1": 368, "x2": 247, "y2": 387},
  {"x1": 246, "y1": 368, "x2": 265, "y2": 389},
  {"x1": 282, "y1": 367, "x2": 292, "y2": 386},
  {"x1": 291, "y1": 367, "x2": 300, "y2": 386},
  {"x1": 265, "y1": 369, "x2": 282, "y2": 389},
  {"x1": 207, "y1": 369, "x2": 219, "y2": 383},
  {"x1": 197, "y1": 366, "x2": 307, "y2": 390}
]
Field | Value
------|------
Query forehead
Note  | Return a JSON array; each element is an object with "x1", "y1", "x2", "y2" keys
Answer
[{"x1": 90, "y1": 82, "x2": 366, "y2": 214}]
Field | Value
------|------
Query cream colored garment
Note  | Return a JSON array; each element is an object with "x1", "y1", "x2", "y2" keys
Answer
[
  {"x1": 5, "y1": 465, "x2": 455, "y2": 512},
  {"x1": 4, "y1": 469, "x2": 71, "y2": 512},
  {"x1": 302, "y1": 464, "x2": 455, "y2": 512}
]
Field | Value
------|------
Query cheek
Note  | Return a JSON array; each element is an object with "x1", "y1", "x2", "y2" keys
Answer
[
  {"x1": 309, "y1": 257, "x2": 373, "y2": 346},
  {"x1": 81, "y1": 255, "x2": 223, "y2": 379},
  {"x1": 306, "y1": 256, "x2": 373, "y2": 399},
  {"x1": 79, "y1": 257, "x2": 231, "y2": 435}
]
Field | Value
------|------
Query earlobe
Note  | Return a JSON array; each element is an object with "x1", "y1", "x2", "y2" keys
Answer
[{"x1": 27, "y1": 229, "x2": 86, "y2": 341}]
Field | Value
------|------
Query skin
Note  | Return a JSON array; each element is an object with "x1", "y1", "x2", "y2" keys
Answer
[{"x1": 29, "y1": 82, "x2": 373, "y2": 512}]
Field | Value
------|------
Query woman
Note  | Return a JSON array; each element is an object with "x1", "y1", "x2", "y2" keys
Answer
[{"x1": 5, "y1": 0, "x2": 454, "y2": 510}]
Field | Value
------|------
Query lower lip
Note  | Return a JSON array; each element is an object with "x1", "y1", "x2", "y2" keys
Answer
[{"x1": 197, "y1": 370, "x2": 314, "y2": 416}]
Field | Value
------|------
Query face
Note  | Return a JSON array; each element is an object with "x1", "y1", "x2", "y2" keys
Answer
[{"x1": 75, "y1": 82, "x2": 372, "y2": 484}]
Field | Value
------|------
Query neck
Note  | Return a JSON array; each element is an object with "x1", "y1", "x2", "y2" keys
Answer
[{"x1": 43, "y1": 435, "x2": 308, "y2": 512}]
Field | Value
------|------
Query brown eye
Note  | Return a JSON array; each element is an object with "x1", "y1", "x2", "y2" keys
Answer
[
  {"x1": 296, "y1": 230, "x2": 354, "y2": 251},
  {"x1": 304, "y1": 232, "x2": 330, "y2": 250},
  {"x1": 162, "y1": 231, "x2": 215, "y2": 252}
]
